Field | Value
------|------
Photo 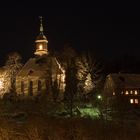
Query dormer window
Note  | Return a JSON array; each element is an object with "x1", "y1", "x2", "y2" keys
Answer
[{"x1": 28, "y1": 70, "x2": 34, "y2": 75}]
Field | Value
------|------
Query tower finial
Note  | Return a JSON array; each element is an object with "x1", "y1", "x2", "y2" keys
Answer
[
  {"x1": 39, "y1": 16, "x2": 43, "y2": 33},
  {"x1": 35, "y1": 16, "x2": 48, "y2": 56}
]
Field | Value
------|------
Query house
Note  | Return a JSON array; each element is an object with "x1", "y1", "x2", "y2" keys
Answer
[{"x1": 103, "y1": 73, "x2": 140, "y2": 108}]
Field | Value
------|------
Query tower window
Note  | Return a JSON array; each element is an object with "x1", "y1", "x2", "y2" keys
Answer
[{"x1": 39, "y1": 44, "x2": 43, "y2": 50}]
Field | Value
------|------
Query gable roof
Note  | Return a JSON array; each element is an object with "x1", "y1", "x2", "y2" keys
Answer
[
  {"x1": 17, "y1": 56, "x2": 63, "y2": 78},
  {"x1": 107, "y1": 73, "x2": 140, "y2": 89}
]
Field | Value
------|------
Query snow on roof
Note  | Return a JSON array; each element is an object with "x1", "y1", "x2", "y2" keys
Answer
[{"x1": 107, "y1": 73, "x2": 140, "y2": 88}]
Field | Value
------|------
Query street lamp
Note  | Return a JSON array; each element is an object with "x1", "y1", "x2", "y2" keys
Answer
[{"x1": 97, "y1": 95, "x2": 102, "y2": 100}]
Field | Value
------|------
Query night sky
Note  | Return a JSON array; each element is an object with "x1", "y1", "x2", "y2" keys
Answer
[{"x1": 0, "y1": 8, "x2": 140, "y2": 72}]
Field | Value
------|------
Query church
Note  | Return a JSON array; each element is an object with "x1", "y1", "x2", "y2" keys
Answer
[{"x1": 15, "y1": 17, "x2": 65, "y2": 98}]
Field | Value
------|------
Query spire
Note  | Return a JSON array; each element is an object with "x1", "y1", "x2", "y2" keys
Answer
[
  {"x1": 39, "y1": 16, "x2": 43, "y2": 33},
  {"x1": 34, "y1": 17, "x2": 48, "y2": 56}
]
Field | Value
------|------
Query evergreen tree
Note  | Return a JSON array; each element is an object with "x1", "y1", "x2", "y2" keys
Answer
[{"x1": 64, "y1": 58, "x2": 78, "y2": 117}]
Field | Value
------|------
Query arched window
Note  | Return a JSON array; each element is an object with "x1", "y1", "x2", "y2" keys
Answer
[
  {"x1": 21, "y1": 81, "x2": 24, "y2": 95},
  {"x1": 29, "y1": 81, "x2": 33, "y2": 96},
  {"x1": 38, "y1": 80, "x2": 42, "y2": 92}
]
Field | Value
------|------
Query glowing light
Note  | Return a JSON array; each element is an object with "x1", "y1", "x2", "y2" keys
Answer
[
  {"x1": 135, "y1": 90, "x2": 138, "y2": 95},
  {"x1": 97, "y1": 95, "x2": 102, "y2": 99},
  {"x1": 39, "y1": 44, "x2": 43, "y2": 50},
  {"x1": 79, "y1": 107, "x2": 100, "y2": 118},
  {"x1": 130, "y1": 90, "x2": 133, "y2": 94},
  {"x1": 130, "y1": 99, "x2": 134, "y2": 104},
  {"x1": 125, "y1": 90, "x2": 129, "y2": 95},
  {"x1": 135, "y1": 99, "x2": 138, "y2": 104},
  {"x1": 113, "y1": 92, "x2": 115, "y2": 95}
]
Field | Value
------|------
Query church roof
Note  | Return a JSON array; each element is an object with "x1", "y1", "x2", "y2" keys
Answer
[
  {"x1": 17, "y1": 56, "x2": 63, "y2": 78},
  {"x1": 107, "y1": 73, "x2": 140, "y2": 89},
  {"x1": 36, "y1": 16, "x2": 47, "y2": 41},
  {"x1": 36, "y1": 33, "x2": 47, "y2": 40}
]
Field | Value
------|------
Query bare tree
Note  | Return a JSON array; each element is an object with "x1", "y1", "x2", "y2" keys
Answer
[
  {"x1": 4, "y1": 52, "x2": 23, "y2": 93},
  {"x1": 76, "y1": 52, "x2": 103, "y2": 96}
]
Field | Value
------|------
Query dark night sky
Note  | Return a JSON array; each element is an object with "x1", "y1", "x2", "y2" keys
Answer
[{"x1": 0, "y1": 7, "x2": 140, "y2": 70}]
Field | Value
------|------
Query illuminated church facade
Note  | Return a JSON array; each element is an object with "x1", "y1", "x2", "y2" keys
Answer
[{"x1": 15, "y1": 17, "x2": 65, "y2": 98}]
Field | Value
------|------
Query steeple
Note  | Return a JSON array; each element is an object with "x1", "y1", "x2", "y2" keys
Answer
[
  {"x1": 39, "y1": 16, "x2": 43, "y2": 32},
  {"x1": 34, "y1": 16, "x2": 48, "y2": 56}
]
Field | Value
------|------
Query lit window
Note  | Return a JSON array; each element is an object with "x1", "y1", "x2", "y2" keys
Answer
[
  {"x1": 125, "y1": 91, "x2": 129, "y2": 95},
  {"x1": 39, "y1": 44, "x2": 43, "y2": 50},
  {"x1": 113, "y1": 92, "x2": 115, "y2": 95},
  {"x1": 135, "y1": 99, "x2": 138, "y2": 104},
  {"x1": 130, "y1": 99, "x2": 134, "y2": 104},
  {"x1": 135, "y1": 90, "x2": 138, "y2": 95},
  {"x1": 121, "y1": 91, "x2": 123, "y2": 94},
  {"x1": 130, "y1": 90, "x2": 133, "y2": 94}
]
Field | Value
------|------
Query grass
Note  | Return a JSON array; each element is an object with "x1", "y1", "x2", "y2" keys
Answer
[{"x1": 0, "y1": 99, "x2": 140, "y2": 139}]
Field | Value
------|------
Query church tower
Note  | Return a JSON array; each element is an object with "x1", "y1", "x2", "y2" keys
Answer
[{"x1": 34, "y1": 17, "x2": 48, "y2": 56}]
